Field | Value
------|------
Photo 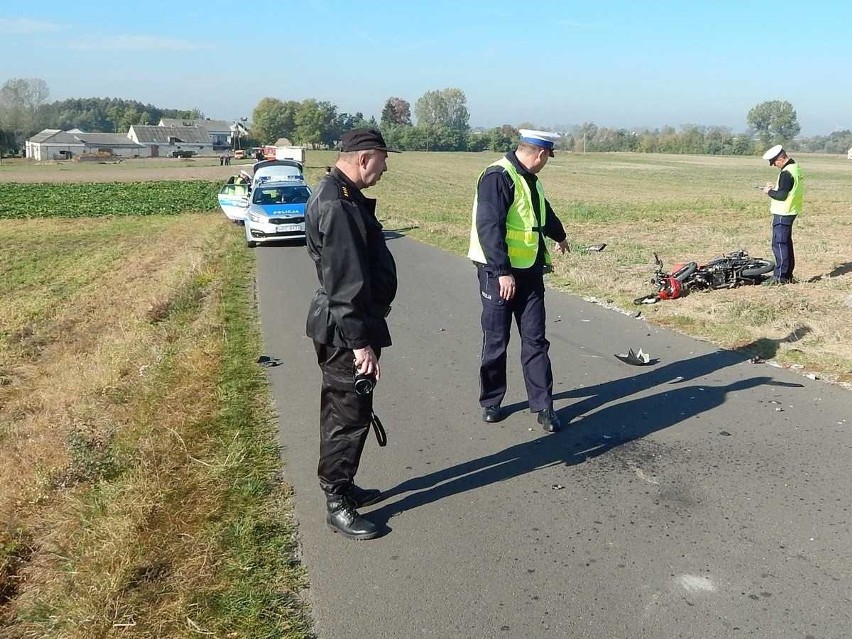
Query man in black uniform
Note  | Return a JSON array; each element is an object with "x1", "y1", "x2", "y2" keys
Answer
[
  {"x1": 305, "y1": 128, "x2": 399, "y2": 540},
  {"x1": 468, "y1": 129, "x2": 570, "y2": 433}
]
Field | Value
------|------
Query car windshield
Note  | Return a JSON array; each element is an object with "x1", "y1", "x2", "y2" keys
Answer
[{"x1": 253, "y1": 185, "x2": 311, "y2": 205}]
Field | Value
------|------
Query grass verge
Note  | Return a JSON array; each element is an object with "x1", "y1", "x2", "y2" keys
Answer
[{"x1": 0, "y1": 215, "x2": 312, "y2": 638}]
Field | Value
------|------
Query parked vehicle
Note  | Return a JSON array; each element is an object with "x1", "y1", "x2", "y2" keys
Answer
[
  {"x1": 251, "y1": 159, "x2": 304, "y2": 188},
  {"x1": 634, "y1": 249, "x2": 775, "y2": 304},
  {"x1": 217, "y1": 175, "x2": 250, "y2": 221},
  {"x1": 234, "y1": 149, "x2": 247, "y2": 160},
  {"x1": 244, "y1": 180, "x2": 311, "y2": 247},
  {"x1": 168, "y1": 149, "x2": 196, "y2": 158},
  {"x1": 257, "y1": 145, "x2": 306, "y2": 162}
]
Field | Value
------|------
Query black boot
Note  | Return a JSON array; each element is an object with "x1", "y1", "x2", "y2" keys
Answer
[
  {"x1": 347, "y1": 484, "x2": 383, "y2": 508},
  {"x1": 537, "y1": 408, "x2": 561, "y2": 433},
  {"x1": 482, "y1": 404, "x2": 502, "y2": 423},
  {"x1": 326, "y1": 494, "x2": 381, "y2": 540}
]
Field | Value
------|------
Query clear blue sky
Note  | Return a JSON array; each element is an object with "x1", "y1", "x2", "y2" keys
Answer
[{"x1": 2, "y1": 0, "x2": 849, "y2": 135}]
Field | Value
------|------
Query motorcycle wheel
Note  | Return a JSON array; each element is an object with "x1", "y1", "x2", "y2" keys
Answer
[{"x1": 741, "y1": 259, "x2": 774, "y2": 278}]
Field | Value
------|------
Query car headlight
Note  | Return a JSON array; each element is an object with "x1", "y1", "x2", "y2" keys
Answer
[{"x1": 248, "y1": 212, "x2": 260, "y2": 222}]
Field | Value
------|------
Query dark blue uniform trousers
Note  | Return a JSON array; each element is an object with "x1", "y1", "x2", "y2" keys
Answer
[
  {"x1": 477, "y1": 267, "x2": 553, "y2": 413},
  {"x1": 771, "y1": 214, "x2": 796, "y2": 281}
]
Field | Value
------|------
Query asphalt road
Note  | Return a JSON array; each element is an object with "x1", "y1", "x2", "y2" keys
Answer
[{"x1": 256, "y1": 233, "x2": 851, "y2": 639}]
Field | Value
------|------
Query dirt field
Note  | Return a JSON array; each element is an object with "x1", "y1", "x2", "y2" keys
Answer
[{"x1": 0, "y1": 157, "x2": 256, "y2": 183}]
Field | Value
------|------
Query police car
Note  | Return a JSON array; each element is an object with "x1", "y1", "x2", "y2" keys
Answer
[
  {"x1": 251, "y1": 159, "x2": 304, "y2": 189},
  {"x1": 244, "y1": 180, "x2": 311, "y2": 247}
]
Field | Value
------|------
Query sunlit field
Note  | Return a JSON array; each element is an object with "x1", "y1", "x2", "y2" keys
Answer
[
  {"x1": 1, "y1": 150, "x2": 849, "y2": 634},
  {"x1": 307, "y1": 149, "x2": 852, "y2": 382}
]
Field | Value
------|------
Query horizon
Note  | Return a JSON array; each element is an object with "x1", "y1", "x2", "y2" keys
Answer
[{"x1": 2, "y1": 1, "x2": 850, "y2": 137}]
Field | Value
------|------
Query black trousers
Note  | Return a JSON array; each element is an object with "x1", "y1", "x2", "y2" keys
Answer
[
  {"x1": 771, "y1": 215, "x2": 795, "y2": 280},
  {"x1": 477, "y1": 267, "x2": 553, "y2": 413},
  {"x1": 314, "y1": 342, "x2": 379, "y2": 495}
]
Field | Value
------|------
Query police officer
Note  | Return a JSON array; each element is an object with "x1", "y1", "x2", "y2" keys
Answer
[
  {"x1": 468, "y1": 129, "x2": 570, "y2": 433},
  {"x1": 760, "y1": 144, "x2": 803, "y2": 284},
  {"x1": 305, "y1": 128, "x2": 399, "y2": 540}
]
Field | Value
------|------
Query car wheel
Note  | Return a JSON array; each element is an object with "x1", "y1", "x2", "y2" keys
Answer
[{"x1": 246, "y1": 240, "x2": 257, "y2": 248}]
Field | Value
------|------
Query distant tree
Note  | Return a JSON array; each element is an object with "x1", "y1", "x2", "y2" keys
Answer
[
  {"x1": 442, "y1": 88, "x2": 469, "y2": 132},
  {"x1": 414, "y1": 90, "x2": 446, "y2": 128},
  {"x1": 295, "y1": 99, "x2": 338, "y2": 147},
  {"x1": 467, "y1": 131, "x2": 490, "y2": 152},
  {"x1": 251, "y1": 98, "x2": 298, "y2": 144},
  {"x1": 0, "y1": 77, "x2": 49, "y2": 148},
  {"x1": 380, "y1": 97, "x2": 412, "y2": 127},
  {"x1": 34, "y1": 97, "x2": 202, "y2": 133},
  {"x1": 747, "y1": 100, "x2": 800, "y2": 147},
  {"x1": 489, "y1": 125, "x2": 518, "y2": 152},
  {"x1": 414, "y1": 88, "x2": 469, "y2": 132}
]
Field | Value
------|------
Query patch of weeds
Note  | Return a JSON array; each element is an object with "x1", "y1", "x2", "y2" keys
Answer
[
  {"x1": 123, "y1": 560, "x2": 172, "y2": 592},
  {"x1": 725, "y1": 300, "x2": 780, "y2": 326},
  {"x1": 0, "y1": 527, "x2": 33, "y2": 605},
  {"x1": 52, "y1": 427, "x2": 122, "y2": 488},
  {"x1": 146, "y1": 275, "x2": 209, "y2": 325}
]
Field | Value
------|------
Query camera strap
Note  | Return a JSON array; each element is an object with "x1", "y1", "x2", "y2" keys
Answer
[{"x1": 371, "y1": 411, "x2": 387, "y2": 447}]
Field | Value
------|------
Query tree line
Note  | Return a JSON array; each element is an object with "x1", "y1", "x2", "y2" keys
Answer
[{"x1": 3, "y1": 76, "x2": 850, "y2": 157}]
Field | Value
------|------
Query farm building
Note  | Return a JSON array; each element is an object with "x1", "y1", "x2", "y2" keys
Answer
[
  {"x1": 159, "y1": 118, "x2": 235, "y2": 149},
  {"x1": 25, "y1": 129, "x2": 148, "y2": 161},
  {"x1": 127, "y1": 124, "x2": 212, "y2": 157}
]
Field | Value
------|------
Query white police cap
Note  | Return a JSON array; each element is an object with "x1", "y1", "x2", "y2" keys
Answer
[
  {"x1": 762, "y1": 144, "x2": 784, "y2": 163},
  {"x1": 519, "y1": 129, "x2": 561, "y2": 156}
]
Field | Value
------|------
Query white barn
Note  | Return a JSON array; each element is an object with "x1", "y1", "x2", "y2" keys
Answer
[{"x1": 25, "y1": 129, "x2": 148, "y2": 161}]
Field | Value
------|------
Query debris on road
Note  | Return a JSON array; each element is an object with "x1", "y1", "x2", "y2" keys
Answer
[
  {"x1": 257, "y1": 355, "x2": 282, "y2": 368},
  {"x1": 615, "y1": 348, "x2": 652, "y2": 366}
]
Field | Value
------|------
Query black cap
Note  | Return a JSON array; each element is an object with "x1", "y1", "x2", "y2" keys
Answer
[{"x1": 340, "y1": 128, "x2": 400, "y2": 153}]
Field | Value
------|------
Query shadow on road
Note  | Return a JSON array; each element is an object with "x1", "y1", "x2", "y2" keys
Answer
[
  {"x1": 369, "y1": 346, "x2": 805, "y2": 525},
  {"x1": 383, "y1": 226, "x2": 419, "y2": 240}
]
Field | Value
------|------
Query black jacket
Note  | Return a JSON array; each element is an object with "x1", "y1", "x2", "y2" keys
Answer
[
  {"x1": 305, "y1": 167, "x2": 398, "y2": 349},
  {"x1": 475, "y1": 151, "x2": 567, "y2": 275}
]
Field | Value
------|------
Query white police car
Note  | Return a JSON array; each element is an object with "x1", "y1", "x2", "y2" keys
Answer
[
  {"x1": 251, "y1": 159, "x2": 303, "y2": 189},
  {"x1": 244, "y1": 180, "x2": 311, "y2": 247}
]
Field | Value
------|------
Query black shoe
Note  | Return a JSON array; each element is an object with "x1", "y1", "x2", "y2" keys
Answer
[
  {"x1": 325, "y1": 494, "x2": 381, "y2": 540},
  {"x1": 347, "y1": 484, "x2": 383, "y2": 508},
  {"x1": 482, "y1": 404, "x2": 502, "y2": 423},
  {"x1": 537, "y1": 408, "x2": 561, "y2": 433},
  {"x1": 762, "y1": 277, "x2": 789, "y2": 286}
]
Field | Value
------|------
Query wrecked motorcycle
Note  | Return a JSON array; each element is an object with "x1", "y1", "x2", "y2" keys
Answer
[{"x1": 634, "y1": 249, "x2": 775, "y2": 304}]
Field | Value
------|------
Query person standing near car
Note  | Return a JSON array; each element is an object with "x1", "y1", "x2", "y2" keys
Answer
[
  {"x1": 305, "y1": 128, "x2": 399, "y2": 540},
  {"x1": 468, "y1": 129, "x2": 570, "y2": 433},
  {"x1": 760, "y1": 145, "x2": 803, "y2": 284}
]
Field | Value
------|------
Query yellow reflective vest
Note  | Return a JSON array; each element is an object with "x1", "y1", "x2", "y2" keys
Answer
[
  {"x1": 468, "y1": 156, "x2": 552, "y2": 269},
  {"x1": 770, "y1": 162, "x2": 803, "y2": 217}
]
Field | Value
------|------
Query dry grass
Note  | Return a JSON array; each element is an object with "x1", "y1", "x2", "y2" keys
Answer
[
  {"x1": 0, "y1": 214, "x2": 309, "y2": 637},
  {"x1": 301, "y1": 149, "x2": 852, "y2": 385}
]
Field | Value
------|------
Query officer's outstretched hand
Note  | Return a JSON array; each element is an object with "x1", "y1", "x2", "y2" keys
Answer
[
  {"x1": 498, "y1": 274, "x2": 516, "y2": 301},
  {"x1": 555, "y1": 239, "x2": 570, "y2": 254},
  {"x1": 354, "y1": 346, "x2": 380, "y2": 380}
]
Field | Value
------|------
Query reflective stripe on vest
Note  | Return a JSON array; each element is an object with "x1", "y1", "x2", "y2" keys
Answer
[
  {"x1": 468, "y1": 156, "x2": 551, "y2": 269},
  {"x1": 770, "y1": 162, "x2": 803, "y2": 216}
]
